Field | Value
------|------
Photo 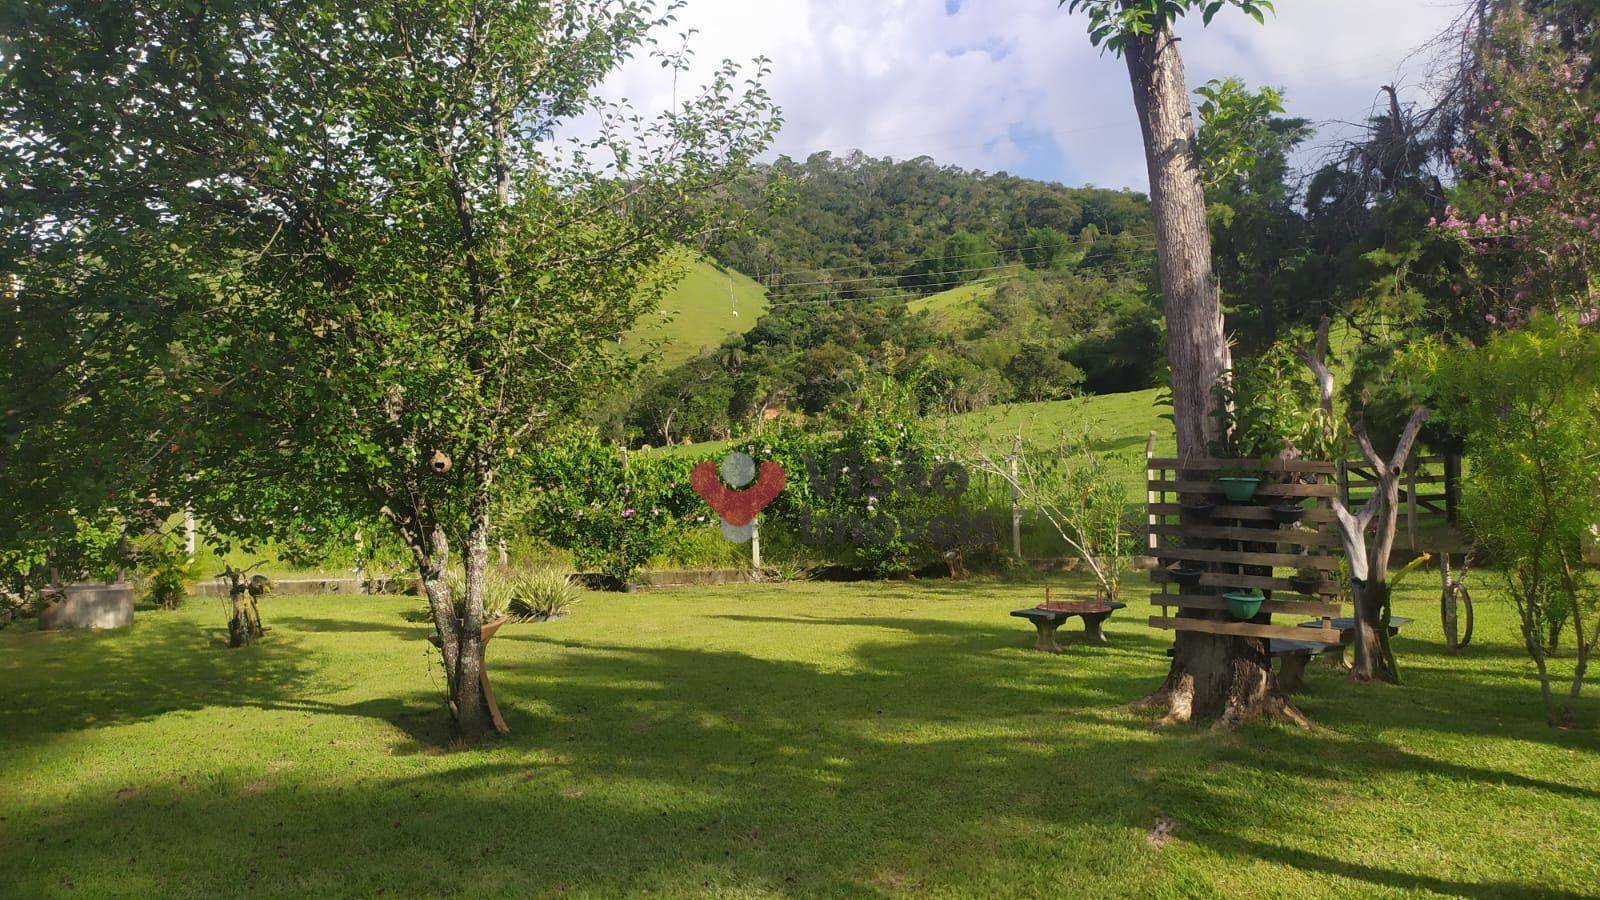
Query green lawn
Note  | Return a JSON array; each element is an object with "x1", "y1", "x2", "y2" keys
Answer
[
  {"x1": 628, "y1": 254, "x2": 769, "y2": 367},
  {"x1": 906, "y1": 270, "x2": 1018, "y2": 333},
  {"x1": 939, "y1": 388, "x2": 1173, "y2": 500},
  {"x1": 2, "y1": 575, "x2": 1596, "y2": 897}
]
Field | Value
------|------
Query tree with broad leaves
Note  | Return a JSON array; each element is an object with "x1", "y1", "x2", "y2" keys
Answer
[
  {"x1": 2, "y1": 0, "x2": 778, "y2": 739},
  {"x1": 1060, "y1": 0, "x2": 1301, "y2": 728}
]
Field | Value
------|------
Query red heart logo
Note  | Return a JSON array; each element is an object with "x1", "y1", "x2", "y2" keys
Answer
[{"x1": 690, "y1": 460, "x2": 786, "y2": 526}]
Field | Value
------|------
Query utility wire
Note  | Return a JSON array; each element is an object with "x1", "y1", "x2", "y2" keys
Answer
[
  {"x1": 748, "y1": 228, "x2": 1161, "y2": 282},
  {"x1": 761, "y1": 241, "x2": 1158, "y2": 293}
]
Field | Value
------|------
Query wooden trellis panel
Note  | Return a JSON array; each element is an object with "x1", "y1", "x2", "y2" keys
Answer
[{"x1": 1145, "y1": 453, "x2": 1343, "y2": 644}]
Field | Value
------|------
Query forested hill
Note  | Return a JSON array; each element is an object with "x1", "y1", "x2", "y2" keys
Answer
[
  {"x1": 606, "y1": 153, "x2": 1165, "y2": 449},
  {"x1": 709, "y1": 151, "x2": 1154, "y2": 301}
]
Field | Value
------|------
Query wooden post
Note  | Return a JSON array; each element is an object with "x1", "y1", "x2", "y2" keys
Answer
[
  {"x1": 497, "y1": 538, "x2": 508, "y2": 567},
  {"x1": 1405, "y1": 458, "x2": 1419, "y2": 551},
  {"x1": 1009, "y1": 434, "x2": 1022, "y2": 559},
  {"x1": 1337, "y1": 458, "x2": 1351, "y2": 512},
  {"x1": 1444, "y1": 453, "x2": 1461, "y2": 525}
]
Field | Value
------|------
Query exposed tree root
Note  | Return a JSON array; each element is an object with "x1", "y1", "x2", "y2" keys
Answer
[{"x1": 1140, "y1": 635, "x2": 1309, "y2": 730}]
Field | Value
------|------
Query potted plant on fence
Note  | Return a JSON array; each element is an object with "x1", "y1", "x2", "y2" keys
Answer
[
  {"x1": 1207, "y1": 352, "x2": 1316, "y2": 504},
  {"x1": 1269, "y1": 499, "x2": 1309, "y2": 524},
  {"x1": 1289, "y1": 567, "x2": 1323, "y2": 595},
  {"x1": 1223, "y1": 590, "x2": 1265, "y2": 620},
  {"x1": 1215, "y1": 467, "x2": 1265, "y2": 502},
  {"x1": 1166, "y1": 562, "x2": 1205, "y2": 589}
]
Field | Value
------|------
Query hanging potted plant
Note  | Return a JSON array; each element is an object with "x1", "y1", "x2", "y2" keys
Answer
[
  {"x1": 1223, "y1": 590, "x2": 1265, "y2": 620},
  {"x1": 1166, "y1": 562, "x2": 1205, "y2": 589},
  {"x1": 1289, "y1": 567, "x2": 1323, "y2": 595},
  {"x1": 1269, "y1": 499, "x2": 1309, "y2": 524},
  {"x1": 1215, "y1": 467, "x2": 1265, "y2": 502}
]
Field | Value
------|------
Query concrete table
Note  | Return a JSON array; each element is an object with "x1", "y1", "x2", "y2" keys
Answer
[
  {"x1": 1296, "y1": 616, "x2": 1413, "y2": 669},
  {"x1": 1010, "y1": 601, "x2": 1127, "y2": 653}
]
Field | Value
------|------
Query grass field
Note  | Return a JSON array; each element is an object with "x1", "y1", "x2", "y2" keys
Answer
[
  {"x1": 629, "y1": 254, "x2": 770, "y2": 367},
  {"x1": 906, "y1": 269, "x2": 1019, "y2": 333},
  {"x1": 3, "y1": 575, "x2": 1596, "y2": 897}
]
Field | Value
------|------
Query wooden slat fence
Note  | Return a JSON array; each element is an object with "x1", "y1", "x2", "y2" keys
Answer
[{"x1": 1146, "y1": 452, "x2": 1343, "y2": 643}]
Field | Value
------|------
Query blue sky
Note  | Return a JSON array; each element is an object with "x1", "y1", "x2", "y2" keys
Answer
[{"x1": 600, "y1": 0, "x2": 1467, "y2": 190}]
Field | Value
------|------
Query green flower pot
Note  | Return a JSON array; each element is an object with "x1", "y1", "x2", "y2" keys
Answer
[
  {"x1": 1216, "y1": 474, "x2": 1263, "y2": 502},
  {"x1": 1223, "y1": 591, "x2": 1264, "y2": 620}
]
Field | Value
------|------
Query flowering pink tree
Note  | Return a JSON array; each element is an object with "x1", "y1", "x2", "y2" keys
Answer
[{"x1": 1433, "y1": 15, "x2": 1600, "y2": 328}]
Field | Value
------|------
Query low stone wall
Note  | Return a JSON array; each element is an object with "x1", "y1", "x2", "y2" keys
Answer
[
  {"x1": 191, "y1": 577, "x2": 361, "y2": 598},
  {"x1": 634, "y1": 568, "x2": 761, "y2": 588},
  {"x1": 38, "y1": 583, "x2": 134, "y2": 630}
]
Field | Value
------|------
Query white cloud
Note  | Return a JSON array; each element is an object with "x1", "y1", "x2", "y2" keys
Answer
[{"x1": 594, "y1": 0, "x2": 1467, "y2": 189}]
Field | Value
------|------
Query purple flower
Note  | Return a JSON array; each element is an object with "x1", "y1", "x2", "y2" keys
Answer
[{"x1": 621, "y1": 508, "x2": 635, "y2": 518}]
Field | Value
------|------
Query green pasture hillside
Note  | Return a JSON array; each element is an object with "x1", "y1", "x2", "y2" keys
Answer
[{"x1": 629, "y1": 255, "x2": 769, "y2": 366}]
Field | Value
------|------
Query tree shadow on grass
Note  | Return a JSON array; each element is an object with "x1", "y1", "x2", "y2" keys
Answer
[
  {"x1": 9, "y1": 620, "x2": 1594, "y2": 896},
  {"x1": 1204, "y1": 833, "x2": 1596, "y2": 899},
  {"x1": 0, "y1": 615, "x2": 320, "y2": 742},
  {"x1": 708, "y1": 611, "x2": 1167, "y2": 658},
  {"x1": 270, "y1": 613, "x2": 428, "y2": 638},
  {"x1": 4, "y1": 604, "x2": 1597, "y2": 895},
  {"x1": 0, "y1": 610, "x2": 455, "y2": 751}
]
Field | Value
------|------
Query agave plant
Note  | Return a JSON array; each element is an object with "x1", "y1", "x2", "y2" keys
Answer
[
  {"x1": 507, "y1": 568, "x2": 583, "y2": 622},
  {"x1": 443, "y1": 568, "x2": 514, "y2": 620}
]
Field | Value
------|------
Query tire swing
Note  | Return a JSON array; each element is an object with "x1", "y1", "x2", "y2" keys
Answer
[{"x1": 1439, "y1": 551, "x2": 1474, "y2": 653}]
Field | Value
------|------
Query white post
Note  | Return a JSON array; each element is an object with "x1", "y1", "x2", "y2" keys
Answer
[
  {"x1": 354, "y1": 528, "x2": 364, "y2": 591},
  {"x1": 751, "y1": 516, "x2": 762, "y2": 569},
  {"x1": 184, "y1": 508, "x2": 197, "y2": 561},
  {"x1": 1145, "y1": 431, "x2": 1158, "y2": 552}
]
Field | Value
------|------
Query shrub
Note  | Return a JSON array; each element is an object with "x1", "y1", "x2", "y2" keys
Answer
[
  {"x1": 517, "y1": 429, "x2": 703, "y2": 582},
  {"x1": 751, "y1": 380, "x2": 998, "y2": 577},
  {"x1": 1431, "y1": 315, "x2": 1600, "y2": 726},
  {"x1": 444, "y1": 568, "x2": 515, "y2": 621},
  {"x1": 964, "y1": 423, "x2": 1132, "y2": 602},
  {"x1": 507, "y1": 568, "x2": 583, "y2": 621},
  {"x1": 142, "y1": 545, "x2": 199, "y2": 610}
]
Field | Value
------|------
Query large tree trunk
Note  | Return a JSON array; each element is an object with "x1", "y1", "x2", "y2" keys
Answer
[
  {"x1": 1122, "y1": 20, "x2": 1229, "y2": 457},
  {"x1": 1120, "y1": 14, "x2": 1291, "y2": 727},
  {"x1": 400, "y1": 511, "x2": 497, "y2": 739},
  {"x1": 452, "y1": 489, "x2": 495, "y2": 739}
]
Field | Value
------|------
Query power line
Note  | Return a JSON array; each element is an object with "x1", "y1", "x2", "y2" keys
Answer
[
  {"x1": 761, "y1": 253, "x2": 1157, "y2": 310},
  {"x1": 763, "y1": 239, "x2": 1158, "y2": 292},
  {"x1": 750, "y1": 228, "x2": 1162, "y2": 283}
]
